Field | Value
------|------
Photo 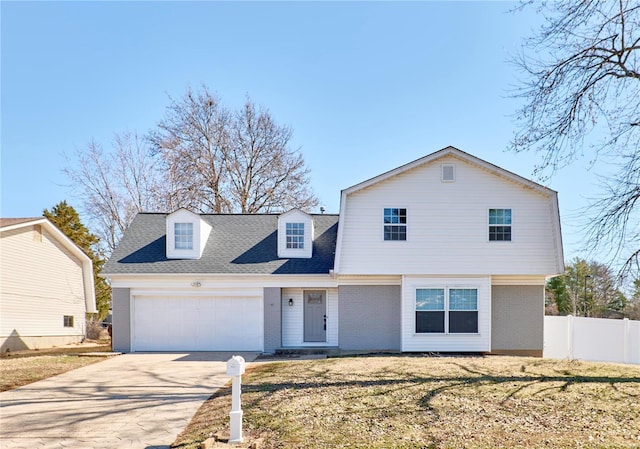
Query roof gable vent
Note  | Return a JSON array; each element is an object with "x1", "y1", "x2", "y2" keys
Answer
[{"x1": 442, "y1": 163, "x2": 455, "y2": 182}]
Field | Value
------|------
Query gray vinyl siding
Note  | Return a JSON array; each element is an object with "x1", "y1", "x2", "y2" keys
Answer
[
  {"x1": 338, "y1": 285, "x2": 401, "y2": 350},
  {"x1": 112, "y1": 288, "x2": 131, "y2": 353},
  {"x1": 491, "y1": 285, "x2": 544, "y2": 353},
  {"x1": 263, "y1": 287, "x2": 281, "y2": 353}
]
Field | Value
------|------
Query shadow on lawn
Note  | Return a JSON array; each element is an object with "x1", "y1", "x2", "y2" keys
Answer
[
  {"x1": 226, "y1": 361, "x2": 640, "y2": 416},
  {"x1": 172, "y1": 359, "x2": 640, "y2": 449}
]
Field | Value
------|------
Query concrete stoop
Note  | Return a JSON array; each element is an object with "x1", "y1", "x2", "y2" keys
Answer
[
  {"x1": 274, "y1": 347, "x2": 340, "y2": 357},
  {"x1": 272, "y1": 348, "x2": 401, "y2": 358}
]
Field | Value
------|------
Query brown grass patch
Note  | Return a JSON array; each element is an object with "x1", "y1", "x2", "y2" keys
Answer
[
  {"x1": 0, "y1": 341, "x2": 112, "y2": 391},
  {"x1": 172, "y1": 355, "x2": 640, "y2": 449}
]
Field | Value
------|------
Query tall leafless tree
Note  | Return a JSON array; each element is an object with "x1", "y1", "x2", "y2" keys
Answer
[
  {"x1": 511, "y1": 0, "x2": 640, "y2": 278},
  {"x1": 149, "y1": 86, "x2": 318, "y2": 213},
  {"x1": 226, "y1": 100, "x2": 317, "y2": 213},
  {"x1": 64, "y1": 131, "x2": 166, "y2": 252},
  {"x1": 149, "y1": 87, "x2": 232, "y2": 213},
  {"x1": 67, "y1": 87, "x2": 319, "y2": 252}
]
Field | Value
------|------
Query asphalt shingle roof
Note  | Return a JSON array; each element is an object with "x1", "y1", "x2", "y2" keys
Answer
[
  {"x1": 0, "y1": 217, "x2": 43, "y2": 228},
  {"x1": 103, "y1": 213, "x2": 339, "y2": 275}
]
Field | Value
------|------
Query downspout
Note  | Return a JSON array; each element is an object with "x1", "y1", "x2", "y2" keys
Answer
[
  {"x1": 333, "y1": 190, "x2": 348, "y2": 275},
  {"x1": 83, "y1": 260, "x2": 97, "y2": 314}
]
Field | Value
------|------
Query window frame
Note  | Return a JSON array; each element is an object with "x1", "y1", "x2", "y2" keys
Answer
[
  {"x1": 415, "y1": 287, "x2": 479, "y2": 334},
  {"x1": 174, "y1": 222, "x2": 194, "y2": 250},
  {"x1": 383, "y1": 207, "x2": 407, "y2": 241},
  {"x1": 285, "y1": 222, "x2": 305, "y2": 249},
  {"x1": 63, "y1": 315, "x2": 74, "y2": 328},
  {"x1": 488, "y1": 208, "x2": 512, "y2": 242},
  {"x1": 415, "y1": 288, "x2": 445, "y2": 333}
]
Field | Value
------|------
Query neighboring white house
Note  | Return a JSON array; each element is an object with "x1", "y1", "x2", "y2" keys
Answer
[
  {"x1": 103, "y1": 146, "x2": 564, "y2": 356},
  {"x1": 0, "y1": 218, "x2": 97, "y2": 352}
]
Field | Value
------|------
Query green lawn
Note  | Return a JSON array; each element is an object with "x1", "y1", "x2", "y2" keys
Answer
[{"x1": 172, "y1": 355, "x2": 640, "y2": 449}]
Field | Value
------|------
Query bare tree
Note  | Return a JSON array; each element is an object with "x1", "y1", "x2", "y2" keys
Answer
[
  {"x1": 149, "y1": 86, "x2": 232, "y2": 213},
  {"x1": 64, "y1": 131, "x2": 165, "y2": 252},
  {"x1": 226, "y1": 100, "x2": 317, "y2": 213},
  {"x1": 511, "y1": 0, "x2": 640, "y2": 278},
  {"x1": 149, "y1": 86, "x2": 318, "y2": 213},
  {"x1": 67, "y1": 87, "x2": 319, "y2": 251}
]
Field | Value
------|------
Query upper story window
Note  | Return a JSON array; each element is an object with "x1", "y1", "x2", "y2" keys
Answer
[
  {"x1": 166, "y1": 209, "x2": 211, "y2": 259},
  {"x1": 286, "y1": 222, "x2": 305, "y2": 249},
  {"x1": 174, "y1": 222, "x2": 194, "y2": 250},
  {"x1": 278, "y1": 209, "x2": 313, "y2": 259},
  {"x1": 383, "y1": 208, "x2": 407, "y2": 241},
  {"x1": 489, "y1": 208, "x2": 512, "y2": 241}
]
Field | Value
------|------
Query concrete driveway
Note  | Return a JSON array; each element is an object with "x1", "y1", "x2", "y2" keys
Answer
[{"x1": 0, "y1": 352, "x2": 259, "y2": 449}]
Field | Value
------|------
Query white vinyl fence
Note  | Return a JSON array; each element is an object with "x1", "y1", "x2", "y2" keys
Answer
[{"x1": 544, "y1": 315, "x2": 640, "y2": 365}]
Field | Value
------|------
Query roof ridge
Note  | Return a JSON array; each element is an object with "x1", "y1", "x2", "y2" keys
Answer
[{"x1": 135, "y1": 212, "x2": 340, "y2": 217}]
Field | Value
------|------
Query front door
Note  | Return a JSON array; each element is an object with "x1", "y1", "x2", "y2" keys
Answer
[{"x1": 304, "y1": 290, "x2": 326, "y2": 342}]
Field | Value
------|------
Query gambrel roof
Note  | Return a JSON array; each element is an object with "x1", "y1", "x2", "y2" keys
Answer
[
  {"x1": 342, "y1": 146, "x2": 557, "y2": 196},
  {"x1": 334, "y1": 146, "x2": 564, "y2": 275}
]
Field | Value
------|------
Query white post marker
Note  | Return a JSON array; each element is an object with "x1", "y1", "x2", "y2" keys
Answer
[{"x1": 226, "y1": 355, "x2": 246, "y2": 443}]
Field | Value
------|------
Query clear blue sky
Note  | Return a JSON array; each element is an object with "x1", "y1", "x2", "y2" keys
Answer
[{"x1": 1, "y1": 1, "x2": 605, "y2": 262}]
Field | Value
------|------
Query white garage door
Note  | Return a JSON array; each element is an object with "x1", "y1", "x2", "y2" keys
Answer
[{"x1": 133, "y1": 296, "x2": 263, "y2": 351}]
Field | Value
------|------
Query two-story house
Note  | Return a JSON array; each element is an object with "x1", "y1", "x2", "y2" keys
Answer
[{"x1": 103, "y1": 146, "x2": 564, "y2": 356}]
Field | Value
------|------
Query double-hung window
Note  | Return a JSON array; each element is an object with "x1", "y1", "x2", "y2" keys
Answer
[
  {"x1": 175, "y1": 222, "x2": 194, "y2": 250},
  {"x1": 383, "y1": 208, "x2": 407, "y2": 241},
  {"x1": 286, "y1": 222, "x2": 305, "y2": 249},
  {"x1": 489, "y1": 208, "x2": 512, "y2": 241},
  {"x1": 448, "y1": 289, "x2": 478, "y2": 333},
  {"x1": 416, "y1": 289, "x2": 445, "y2": 333},
  {"x1": 416, "y1": 288, "x2": 478, "y2": 333}
]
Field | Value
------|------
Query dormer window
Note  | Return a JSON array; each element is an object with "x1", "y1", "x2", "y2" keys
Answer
[
  {"x1": 286, "y1": 223, "x2": 305, "y2": 249},
  {"x1": 174, "y1": 223, "x2": 193, "y2": 250},
  {"x1": 278, "y1": 209, "x2": 313, "y2": 259},
  {"x1": 166, "y1": 209, "x2": 211, "y2": 259}
]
